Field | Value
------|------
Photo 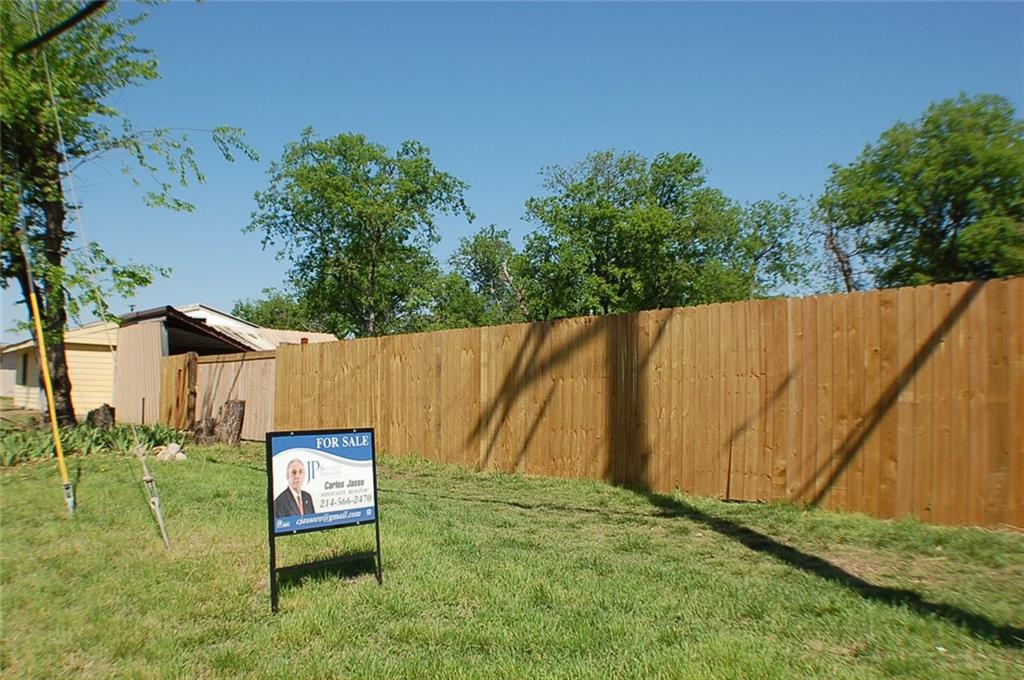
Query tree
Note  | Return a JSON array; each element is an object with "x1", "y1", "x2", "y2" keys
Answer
[
  {"x1": 231, "y1": 288, "x2": 320, "y2": 332},
  {"x1": 818, "y1": 94, "x2": 1024, "y2": 289},
  {"x1": 521, "y1": 150, "x2": 807, "y2": 319},
  {"x1": 247, "y1": 129, "x2": 473, "y2": 338},
  {"x1": 424, "y1": 225, "x2": 531, "y2": 332},
  {"x1": 2, "y1": 2, "x2": 252, "y2": 424},
  {"x1": 741, "y1": 196, "x2": 812, "y2": 297},
  {"x1": 446, "y1": 225, "x2": 528, "y2": 325},
  {"x1": 423, "y1": 272, "x2": 489, "y2": 331}
]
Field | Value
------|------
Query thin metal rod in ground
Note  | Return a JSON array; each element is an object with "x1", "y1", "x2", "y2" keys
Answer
[{"x1": 132, "y1": 426, "x2": 170, "y2": 548}]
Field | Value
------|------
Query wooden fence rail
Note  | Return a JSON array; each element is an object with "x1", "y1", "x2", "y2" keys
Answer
[{"x1": 271, "y1": 278, "x2": 1022, "y2": 527}]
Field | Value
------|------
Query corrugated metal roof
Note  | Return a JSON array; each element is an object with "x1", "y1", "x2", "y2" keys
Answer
[
  {"x1": 2, "y1": 305, "x2": 337, "y2": 355},
  {"x1": 172, "y1": 304, "x2": 336, "y2": 349}
]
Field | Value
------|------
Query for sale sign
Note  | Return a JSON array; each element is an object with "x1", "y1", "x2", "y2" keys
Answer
[
  {"x1": 268, "y1": 429, "x2": 378, "y2": 534},
  {"x1": 265, "y1": 427, "x2": 383, "y2": 612}
]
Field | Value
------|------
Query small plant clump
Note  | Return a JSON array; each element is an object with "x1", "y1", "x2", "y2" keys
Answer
[{"x1": 0, "y1": 422, "x2": 187, "y2": 466}]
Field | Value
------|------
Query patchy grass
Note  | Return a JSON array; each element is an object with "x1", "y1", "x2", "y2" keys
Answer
[{"x1": 1, "y1": 446, "x2": 1022, "y2": 678}]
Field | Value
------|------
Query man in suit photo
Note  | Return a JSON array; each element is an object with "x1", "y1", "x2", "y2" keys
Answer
[{"x1": 274, "y1": 459, "x2": 316, "y2": 518}]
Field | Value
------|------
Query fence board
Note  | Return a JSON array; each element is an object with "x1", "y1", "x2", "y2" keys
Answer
[
  {"x1": 679, "y1": 307, "x2": 694, "y2": 494},
  {"x1": 895, "y1": 287, "x2": 916, "y2": 518},
  {"x1": 751, "y1": 301, "x2": 767, "y2": 501},
  {"x1": 1009, "y1": 277, "x2": 1024, "y2": 529},
  {"x1": 844, "y1": 292, "x2": 863, "y2": 513},
  {"x1": 712, "y1": 304, "x2": 728, "y2": 498},
  {"x1": 158, "y1": 353, "x2": 195, "y2": 430},
  {"x1": 985, "y1": 282, "x2": 1011, "y2": 526},
  {"x1": 861, "y1": 290, "x2": 882, "y2": 517},
  {"x1": 948, "y1": 283, "x2": 972, "y2": 525},
  {"x1": 799, "y1": 296, "x2": 818, "y2": 505},
  {"x1": 816, "y1": 295, "x2": 835, "y2": 508},
  {"x1": 785, "y1": 298, "x2": 803, "y2": 501},
  {"x1": 831, "y1": 293, "x2": 850, "y2": 512},
  {"x1": 967, "y1": 285, "x2": 989, "y2": 525},
  {"x1": 931, "y1": 285, "x2": 953, "y2": 525},
  {"x1": 912, "y1": 284, "x2": 934, "y2": 522}
]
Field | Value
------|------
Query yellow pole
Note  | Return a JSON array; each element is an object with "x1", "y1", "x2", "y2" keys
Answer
[{"x1": 27, "y1": 287, "x2": 74, "y2": 511}]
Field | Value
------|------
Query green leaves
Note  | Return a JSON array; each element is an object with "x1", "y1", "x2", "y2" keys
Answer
[
  {"x1": 444, "y1": 225, "x2": 527, "y2": 326},
  {"x1": 818, "y1": 94, "x2": 1024, "y2": 288},
  {"x1": 64, "y1": 241, "x2": 170, "y2": 323},
  {"x1": 520, "y1": 150, "x2": 808, "y2": 319},
  {"x1": 248, "y1": 130, "x2": 474, "y2": 337},
  {"x1": 253, "y1": 142, "x2": 806, "y2": 333},
  {"x1": 2, "y1": 1, "x2": 255, "y2": 424},
  {"x1": 0, "y1": 422, "x2": 187, "y2": 467},
  {"x1": 231, "y1": 287, "x2": 322, "y2": 333}
]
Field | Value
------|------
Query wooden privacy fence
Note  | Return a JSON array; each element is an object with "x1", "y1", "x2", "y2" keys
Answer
[
  {"x1": 274, "y1": 278, "x2": 1023, "y2": 528},
  {"x1": 160, "y1": 350, "x2": 276, "y2": 441}
]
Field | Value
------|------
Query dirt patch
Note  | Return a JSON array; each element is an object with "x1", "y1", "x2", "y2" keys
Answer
[{"x1": 826, "y1": 547, "x2": 907, "y2": 583}]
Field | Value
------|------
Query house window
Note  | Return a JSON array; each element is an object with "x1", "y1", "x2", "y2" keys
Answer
[{"x1": 19, "y1": 354, "x2": 27, "y2": 385}]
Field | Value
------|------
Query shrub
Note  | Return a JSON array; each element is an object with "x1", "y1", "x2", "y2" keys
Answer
[{"x1": 0, "y1": 422, "x2": 187, "y2": 466}]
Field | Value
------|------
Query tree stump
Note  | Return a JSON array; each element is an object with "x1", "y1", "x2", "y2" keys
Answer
[
  {"x1": 214, "y1": 400, "x2": 245, "y2": 445},
  {"x1": 85, "y1": 403, "x2": 116, "y2": 429}
]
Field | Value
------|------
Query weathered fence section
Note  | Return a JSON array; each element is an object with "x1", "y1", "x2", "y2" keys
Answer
[
  {"x1": 273, "y1": 278, "x2": 1022, "y2": 527},
  {"x1": 195, "y1": 351, "x2": 276, "y2": 441},
  {"x1": 159, "y1": 352, "x2": 197, "y2": 430},
  {"x1": 159, "y1": 350, "x2": 276, "y2": 440}
]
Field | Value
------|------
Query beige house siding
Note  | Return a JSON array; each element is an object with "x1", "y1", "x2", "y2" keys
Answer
[
  {"x1": 1, "y1": 320, "x2": 119, "y2": 416},
  {"x1": 1, "y1": 345, "x2": 115, "y2": 416},
  {"x1": 66, "y1": 345, "x2": 116, "y2": 414},
  {"x1": 113, "y1": 321, "x2": 165, "y2": 424}
]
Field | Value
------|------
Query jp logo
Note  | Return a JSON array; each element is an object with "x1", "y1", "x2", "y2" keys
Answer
[{"x1": 306, "y1": 459, "x2": 321, "y2": 481}]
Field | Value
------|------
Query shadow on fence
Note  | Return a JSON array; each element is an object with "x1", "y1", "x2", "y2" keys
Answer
[
  {"x1": 468, "y1": 280, "x2": 989, "y2": 513},
  {"x1": 604, "y1": 312, "x2": 672, "y2": 488},
  {"x1": 468, "y1": 311, "x2": 675, "y2": 486},
  {"x1": 796, "y1": 280, "x2": 983, "y2": 505}
]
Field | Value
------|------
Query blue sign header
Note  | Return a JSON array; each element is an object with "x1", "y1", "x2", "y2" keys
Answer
[{"x1": 270, "y1": 431, "x2": 374, "y2": 461}]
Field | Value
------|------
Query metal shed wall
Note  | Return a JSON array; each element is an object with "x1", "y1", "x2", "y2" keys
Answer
[{"x1": 113, "y1": 322, "x2": 165, "y2": 424}]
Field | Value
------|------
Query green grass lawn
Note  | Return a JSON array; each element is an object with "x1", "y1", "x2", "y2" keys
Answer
[{"x1": 2, "y1": 445, "x2": 1022, "y2": 679}]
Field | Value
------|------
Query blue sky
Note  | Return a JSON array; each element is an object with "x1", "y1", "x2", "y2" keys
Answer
[{"x1": 3, "y1": 1, "x2": 1022, "y2": 342}]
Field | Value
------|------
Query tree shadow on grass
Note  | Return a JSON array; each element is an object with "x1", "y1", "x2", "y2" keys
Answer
[
  {"x1": 383, "y1": 485, "x2": 1022, "y2": 649},
  {"x1": 639, "y1": 489, "x2": 1024, "y2": 650},
  {"x1": 277, "y1": 552, "x2": 379, "y2": 591}
]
